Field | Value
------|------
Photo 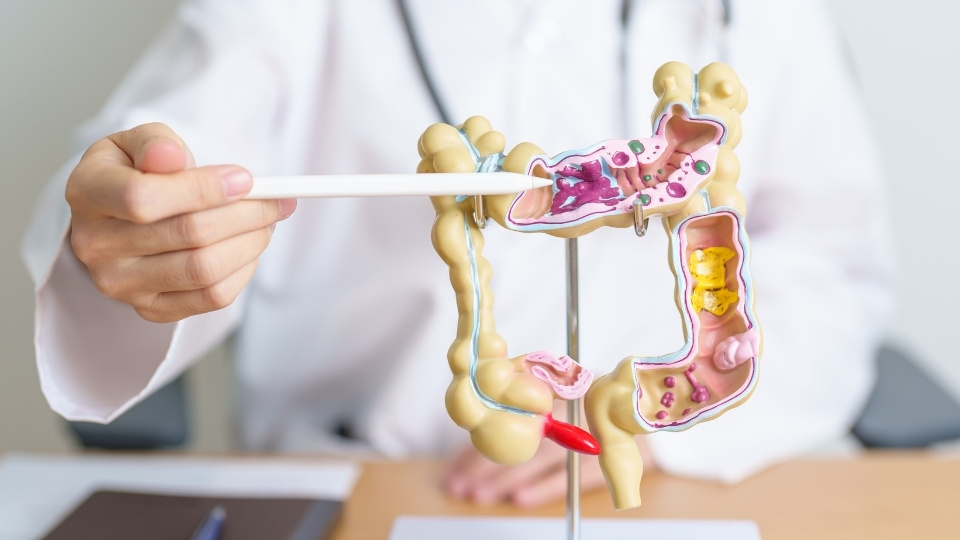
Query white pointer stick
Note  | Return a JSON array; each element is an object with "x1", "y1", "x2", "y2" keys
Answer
[{"x1": 245, "y1": 172, "x2": 553, "y2": 199}]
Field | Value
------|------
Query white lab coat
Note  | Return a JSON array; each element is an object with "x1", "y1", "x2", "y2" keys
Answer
[{"x1": 22, "y1": 0, "x2": 895, "y2": 482}]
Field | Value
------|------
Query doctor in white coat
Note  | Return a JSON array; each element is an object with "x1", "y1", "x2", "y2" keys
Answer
[{"x1": 22, "y1": 0, "x2": 894, "y2": 507}]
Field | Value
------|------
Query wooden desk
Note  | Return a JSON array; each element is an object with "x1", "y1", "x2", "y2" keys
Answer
[{"x1": 329, "y1": 452, "x2": 960, "y2": 540}]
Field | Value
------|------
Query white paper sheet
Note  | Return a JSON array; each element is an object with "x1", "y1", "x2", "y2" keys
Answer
[
  {"x1": 390, "y1": 516, "x2": 762, "y2": 540},
  {"x1": 0, "y1": 453, "x2": 360, "y2": 540}
]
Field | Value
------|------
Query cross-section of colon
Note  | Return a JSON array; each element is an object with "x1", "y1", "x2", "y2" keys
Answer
[
  {"x1": 632, "y1": 210, "x2": 759, "y2": 431},
  {"x1": 504, "y1": 104, "x2": 726, "y2": 233}
]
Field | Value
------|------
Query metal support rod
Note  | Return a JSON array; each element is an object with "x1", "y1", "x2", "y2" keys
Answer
[{"x1": 565, "y1": 237, "x2": 581, "y2": 540}]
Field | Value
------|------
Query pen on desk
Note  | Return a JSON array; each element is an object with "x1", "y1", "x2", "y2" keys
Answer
[
  {"x1": 190, "y1": 505, "x2": 226, "y2": 540},
  {"x1": 244, "y1": 172, "x2": 553, "y2": 199}
]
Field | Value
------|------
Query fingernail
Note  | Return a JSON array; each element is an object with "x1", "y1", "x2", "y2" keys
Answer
[
  {"x1": 220, "y1": 167, "x2": 252, "y2": 199},
  {"x1": 278, "y1": 198, "x2": 297, "y2": 220}
]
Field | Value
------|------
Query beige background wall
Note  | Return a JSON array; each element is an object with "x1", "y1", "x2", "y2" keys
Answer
[{"x1": 0, "y1": 0, "x2": 956, "y2": 452}]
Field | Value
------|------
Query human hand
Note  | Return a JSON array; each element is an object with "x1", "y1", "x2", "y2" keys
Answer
[
  {"x1": 443, "y1": 440, "x2": 605, "y2": 508},
  {"x1": 66, "y1": 122, "x2": 296, "y2": 323},
  {"x1": 443, "y1": 435, "x2": 656, "y2": 508}
]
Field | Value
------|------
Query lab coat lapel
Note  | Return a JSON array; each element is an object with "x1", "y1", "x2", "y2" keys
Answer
[
  {"x1": 399, "y1": 0, "x2": 523, "y2": 127},
  {"x1": 402, "y1": 0, "x2": 625, "y2": 150},
  {"x1": 402, "y1": 0, "x2": 725, "y2": 149}
]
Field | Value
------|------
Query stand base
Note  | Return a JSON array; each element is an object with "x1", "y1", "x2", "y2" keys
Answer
[{"x1": 389, "y1": 516, "x2": 761, "y2": 540}]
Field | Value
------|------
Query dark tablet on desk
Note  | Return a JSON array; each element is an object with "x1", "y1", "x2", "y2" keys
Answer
[{"x1": 41, "y1": 490, "x2": 342, "y2": 540}]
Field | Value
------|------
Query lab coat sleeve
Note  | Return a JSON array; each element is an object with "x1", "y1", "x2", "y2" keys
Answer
[
  {"x1": 20, "y1": 0, "x2": 331, "y2": 423},
  {"x1": 644, "y1": 0, "x2": 896, "y2": 482}
]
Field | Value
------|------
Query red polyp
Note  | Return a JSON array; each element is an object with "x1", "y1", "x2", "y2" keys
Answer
[{"x1": 542, "y1": 414, "x2": 601, "y2": 455}]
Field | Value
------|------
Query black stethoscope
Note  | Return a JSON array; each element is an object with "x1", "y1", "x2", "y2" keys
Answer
[{"x1": 395, "y1": 0, "x2": 733, "y2": 126}]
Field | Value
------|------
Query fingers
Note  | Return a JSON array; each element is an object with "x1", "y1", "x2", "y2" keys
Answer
[
  {"x1": 443, "y1": 446, "x2": 504, "y2": 499},
  {"x1": 509, "y1": 468, "x2": 569, "y2": 508},
  {"x1": 86, "y1": 223, "x2": 272, "y2": 310},
  {"x1": 465, "y1": 446, "x2": 562, "y2": 505},
  {"x1": 80, "y1": 213, "x2": 282, "y2": 323},
  {"x1": 68, "y1": 123, "x2": 252, "y2": 223},
  {"x1": 112, "y1": 122, "x2": 188, "y2": 173},
  {"x1": 132, "y1": 134, "x2": 187, "y2": 174},
  {"x1": 139, "y1": 259, "x2": 261, "y2": 323},
  {"x1": 444, "y1": 443, "x2": 607, "y2": 508},
  {"x1": 72, "y1": 197, "x2": 296, "y2": 322},
  {"x1": 107, "y1": 198, "x2": 296, "y2": 256},
  {"x1": 64, "y1": 123, "x2": 280, "y2": 323},
  {"x1": 125, "y1": 226, "x2": 275, "y2": 294},
  {"x1": 70, "y1": 159, "x2": 253, "y2": 224}
]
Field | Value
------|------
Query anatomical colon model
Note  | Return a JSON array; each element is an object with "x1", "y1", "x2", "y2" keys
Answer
[{"x1": 418, "y1": 61, "x2": 761, "y2": 510}]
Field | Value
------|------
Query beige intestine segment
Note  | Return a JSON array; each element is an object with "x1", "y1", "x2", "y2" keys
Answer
[
  {"x1": 658, "y1": 62, "x2": 749, "y2": 230},
  {"x1": 420, "y1": 118, "x2": 592, "y2": 465},
  {"x1": 584, "y1": 62, "x2": 760, "y2": 510}
]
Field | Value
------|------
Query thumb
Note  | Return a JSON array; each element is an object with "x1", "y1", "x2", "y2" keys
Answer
[{"x1": 111, "y1": 122, "x2": 194, "y2": 174}]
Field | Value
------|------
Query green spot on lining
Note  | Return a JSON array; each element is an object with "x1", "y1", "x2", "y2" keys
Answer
[
  {"x1": 694, "y1": 160, "x2": 710, "y2": 174},
  {"x1": 639, "y1": 193, "x2": 651, "y2": 206},
  {"x1": 628, "y1": 140, "x2": 644, "y2": 154}
]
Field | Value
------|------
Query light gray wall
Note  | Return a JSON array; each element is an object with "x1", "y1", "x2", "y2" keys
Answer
[
  {"x1": 0, "y1": 0, "x2": 235, "y2": 452},
  {"x1": 0, "y1": 0, "x2": 956, "y2": 452},
  {"x1": 831, "y1": 0, "x2": 960, "y2": 396}
]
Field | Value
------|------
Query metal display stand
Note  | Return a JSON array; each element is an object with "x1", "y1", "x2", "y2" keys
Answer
[
  {"x1": 472, "y1": 197, "x2": 586, "y2": 540},
  {"x1": 565, "y1": 237, "x2": 581, "y2": 540},
  {"x1": 459, "y1": 198, "x2": 651, "y2": 540},
  {"x1": 564, "y1": 205, "x2": 645, "y2": 540}
]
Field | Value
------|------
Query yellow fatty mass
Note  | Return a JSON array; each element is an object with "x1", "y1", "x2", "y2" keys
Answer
[{"x1": 689, "y1": 247, "x2": 738, "y2": 316}]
